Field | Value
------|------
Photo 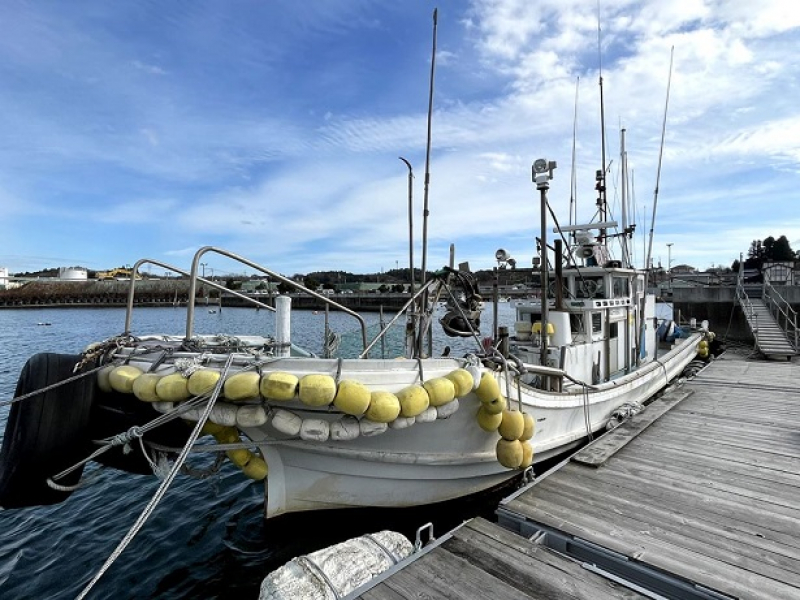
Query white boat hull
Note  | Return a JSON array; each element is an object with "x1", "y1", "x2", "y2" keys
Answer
[{"x1": 242, "y1": 334, "x2": 702, "y2": 518}]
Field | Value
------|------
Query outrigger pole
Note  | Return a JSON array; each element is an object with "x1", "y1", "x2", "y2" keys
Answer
[
  {"x1": 596, "y1": 2, "x2": 608, "y2": 244},
  {"x1": 418, "y1": 7, "x2": 438, "y2": 358}
]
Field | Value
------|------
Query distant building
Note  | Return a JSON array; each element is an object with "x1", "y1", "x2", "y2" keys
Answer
[
  {"x1": 58, "y1": 267, "x2": 88, "y2": 281},
  {"x1": 0, "y1": 267, "x2": 8, "y2": 290}
]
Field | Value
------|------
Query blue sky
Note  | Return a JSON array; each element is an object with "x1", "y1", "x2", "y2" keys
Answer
[{"x1": 1, "y1": 0, "x2": 799, "y2": 278}]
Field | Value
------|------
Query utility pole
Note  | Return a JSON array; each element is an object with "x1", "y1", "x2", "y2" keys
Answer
[{"x1": 666, "y1": 243, "x2": 673, "y2": 290}]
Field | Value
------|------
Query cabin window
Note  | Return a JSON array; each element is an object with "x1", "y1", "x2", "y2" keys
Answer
[
  {"x1": 591, "y1": 312, "x2": 602, "y2": 333},
  {"x1": 570, "y1": 313, "x2": 584, "y2": 334},
  {"x1": 612, "y1": 277, "x2": 629, "y2": 297},
  {"x1": 577, "y1": 277, "x2": 604, "y2": 299},
  {"x1": 610, "y1": 322, "x2": 618, "y2": 338}
]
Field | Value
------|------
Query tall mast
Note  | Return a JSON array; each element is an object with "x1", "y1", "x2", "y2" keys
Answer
[
  {"x1": 620, "y1": 127, "x2": 630, "y2": 266},
  {"x1": 569, "y1": 77, "x2": 579, "y2": 229},
  {"x1": 596, "y1": 2, "x2": 608, "y2": 244},
  {"x1": 418, "y1": 8, "x2": 438, "y2": 357}
]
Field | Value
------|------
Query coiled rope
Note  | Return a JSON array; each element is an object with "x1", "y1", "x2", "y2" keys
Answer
[{"x1": 75, "y1": 354, "x2": 235, "y2": 600}]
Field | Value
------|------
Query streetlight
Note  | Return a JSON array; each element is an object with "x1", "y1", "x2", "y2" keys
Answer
[{"x1": 666, "y1": 243, "x2": 673, "y2": 290}]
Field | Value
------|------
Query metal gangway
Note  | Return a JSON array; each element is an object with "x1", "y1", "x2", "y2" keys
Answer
[{"x1": 735, "y1": 266, "x2": 798, "y2": 360}]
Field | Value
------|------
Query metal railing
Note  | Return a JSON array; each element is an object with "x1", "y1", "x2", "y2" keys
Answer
[{"x1": 763, "y1": 273, "x2": 799, "y2": 351}]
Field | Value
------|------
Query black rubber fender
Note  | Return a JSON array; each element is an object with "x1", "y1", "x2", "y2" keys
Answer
[{"x1": 0, "y1": 353, "x2": 96, "y2": 509}]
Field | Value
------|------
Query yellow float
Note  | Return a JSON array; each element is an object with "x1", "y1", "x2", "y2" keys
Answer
[
  {"x1": 475, "y1": 372, "x2": 500, "y2": 403},
  {"x1": 476, "y1": 405, "x2": 502, "y2": 432},
  {"x1": 444, "y1": 368, "x2": 474, "y2": 398},
  {"x1": 224, "y1": 371, "x2": 261, "y2": 401},
  {"x1": 132, "y1": 373, "x2": 161, "y2": 402},
  {"x1": 109, "y1": 365, "x2": 143, "y2": 394},
  {"x1": 261, "y1": 371, "x2": 299, "y2": 401},
  {"x1": 333, "y1": 380, "x2": 372, "y2": 416},
  {"x1": 365, "y1": 391, "x2": 401, "y2": 423},
  {"x1": 187, "y1": 368, "x2": 221, "y2": 396},
  {"x1": 498, "y1": 409, "x2": 525, "y2": 441},
  {"x1": 298, "y1": 374, "x2": 337, "y2": 406},
  {"x1": 423, "y1": 377, "x2": 456, "y2": 407},
  {"x1": 155, "y1": 372, "x2": 191, "y2": 402},
  {"x1": 396, "y1": 385, "x2": 430, "y2": 418},
  {"x1": 496, "y1": 438, "x2": 523, "y2": 469}
]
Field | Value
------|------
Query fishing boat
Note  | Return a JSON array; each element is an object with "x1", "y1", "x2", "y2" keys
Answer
[{"x1": 0, "y1": 156, "x2": 715, "y2": 523}]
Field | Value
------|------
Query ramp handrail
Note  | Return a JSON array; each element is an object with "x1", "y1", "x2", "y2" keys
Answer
[{"x1": 763, "y1": 273, "x2": 798, "y2": 351}]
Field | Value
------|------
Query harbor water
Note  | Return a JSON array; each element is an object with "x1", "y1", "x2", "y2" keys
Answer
[{"x1": 0, "y1": 303, "x2": 519, "y2": 599}]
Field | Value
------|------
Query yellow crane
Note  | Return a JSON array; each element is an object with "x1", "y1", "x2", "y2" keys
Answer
[{"x1": 97, "y1": 267, "x2": 142, "y2": 280}]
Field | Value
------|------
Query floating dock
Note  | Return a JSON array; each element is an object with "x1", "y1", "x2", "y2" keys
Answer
[{"x1": 346, "y1": 351, "x2": 800, "y2": 599}]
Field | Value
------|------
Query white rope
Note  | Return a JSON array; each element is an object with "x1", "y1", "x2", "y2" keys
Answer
[
  {"x1": 0, "y1": 365, "x2": 103, "y2": 408},
  {"x1": 75, "y1": 354, "x2": 235, "y2": 600}
]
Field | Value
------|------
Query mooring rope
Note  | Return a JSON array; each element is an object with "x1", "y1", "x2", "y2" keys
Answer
[
  {"x1": 0, "y1": 364, "x2": 103, "y2": 408},
  {"x1": 75, "y1": 354, "x2": 235, "y2": 600}
]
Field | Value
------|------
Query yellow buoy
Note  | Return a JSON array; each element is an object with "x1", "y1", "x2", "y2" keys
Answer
[
  {"x1": 532, "y1": 321, "x2": 555, "y2": 335},
  {"x1": 298, "y1": 374, "x2": 337, "y2": 407},
  {"x1": 212, "y1": 426, "x2": 240, "y2": 445},
  {"x1": 97, "y1": 364, "x2": 115, "y2": 393},
  {"x1": 423, "y1": 377, "x2": 456, "y2": 407},
  {"x1": 498, "y1": 409, "x2": 525, "y2": 441},
  {"x1": 132, "y1": 373, "x2": 162, "y2": 402},
  {"x1": 520, "y1": 413, "x2": 535, "y2": 441},
  {"x1": 481, "y1": 395, "x2": 507, "y2": 415},
  {"x1": 444, "y1": 369, "x2": 473, "y2": 398},
  {"x1": 187, "y1": 368, "x2": 221, "y2": 396},
  {"x1": 223, "y1": 371, "x2": 261, "y2": 401},
  {"x1": 201, "y1": 421, "x2": 226, "y2": 436},
  {"x1": 260, "y1": 371, "x2": 299, "y2": 401},
  {"x1": 226, "y1": 448, "x2": 251, "y2": 467},
  {"x1": 242, "y1": 455, "x2": 268, "y2": 480},
  {"x1": 476, "y1": 372, "x2": 500, "y2": 403},
  {"x1": 155, "y1": 372, "x2": 191, "y2": 402},
  {"x1": 397, "y1": 384, "x2": 430, "y2": 417},
  {"x1": 333, "y1": 379, "x2": 372, "y2": 416},
  {"x1": 365, "y1": 391, "x2": 401, "y2": 423},
  {"x1": 109, "y1": 365, "x2": 143, "y2": 394},
  {"x1": 476, "y1": 405, "x2": 503, "y2": 432},
  {"x1": 520, "y1": 440, "x2": 534, "y2": 468},
  {"x1": 496, "y1": 438, "x2": 523, "y2": 469}
]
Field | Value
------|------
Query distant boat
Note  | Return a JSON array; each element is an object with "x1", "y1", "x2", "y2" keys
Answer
[{"x1": 36, "y1": 322, "x2": 51, "y2": 326}]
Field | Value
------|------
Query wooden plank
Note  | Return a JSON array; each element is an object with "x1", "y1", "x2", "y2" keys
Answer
[
  {"x1": 376, "y1": 541, "x2": 536, "y2": 600},
  {"x1": 527, "y1": 470, "x2": 800, "y2": 568},
  {"x1": 572, "y1": 390, "x2": 692, "y2": 467},
  {"x1": 505, "y1": 490, "x2": 800, "y2": 599},
  {"x1": 622, "y1": 429, "x2": 800, "y2": 474},
  {"x1": 358, "y1": 583, "x2": 408, "y2": 600},
  {"x1": 621, "y1": 438, "x2": 800, "y2": 493},
  {"x1": 446, "y1": 518, "x2": 648, "y2": 599}
]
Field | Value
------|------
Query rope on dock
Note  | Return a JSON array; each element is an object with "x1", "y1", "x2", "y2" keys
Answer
[{"x1": 75, "y1": 354, "x2": 235, "y2": 600}]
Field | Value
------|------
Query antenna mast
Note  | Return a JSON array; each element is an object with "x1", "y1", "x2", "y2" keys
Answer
[
  {"x1": 596, "y1": 2, "x2": 608, "y2": 244},
  {"x1": 569, "y1": 77, "x2": 579, "y2": 229},
  {"x1": 643, "y1": 46, "x2": 674, "y2": 284},
  {"x1": 418, "y1": 7, "x2": 438, "y2": 357}
]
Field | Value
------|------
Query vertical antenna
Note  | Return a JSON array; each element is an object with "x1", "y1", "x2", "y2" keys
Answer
[
  {"x1": 596, "y1": 0, "x2": 608, "y2": 244},
  {"x1": 418, "y1": 7, "x2": 438, "y2": 357},
  {"x1": 420, "y1": 8, "x2": 437, "y2": 289},
  {"x1": 569, "y1": 77, "x2": 580, "y2": 229},
  {"x1": 643, "y1": 46, "x2": 674, "y2": 284},
  {"x1": 620, "y1": 127, "x2": 630, "y2": 266}
]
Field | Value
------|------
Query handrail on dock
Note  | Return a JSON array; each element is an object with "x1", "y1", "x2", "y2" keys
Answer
[{"x1": 763, "y1": 273, "x2": 799, "y2": 351}]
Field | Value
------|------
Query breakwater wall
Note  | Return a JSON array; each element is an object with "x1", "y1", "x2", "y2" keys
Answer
[{"x1": 0, "y1": 281, "x2": 408, "y2": 312}]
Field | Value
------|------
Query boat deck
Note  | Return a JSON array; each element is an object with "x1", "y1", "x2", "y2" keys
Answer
[{"x1": 346, "y1": 351, "x2": 800, "y2": 599}]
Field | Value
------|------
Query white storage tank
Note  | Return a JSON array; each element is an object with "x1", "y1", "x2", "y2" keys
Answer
[{"x1": 58, "y1": 267, "x2": 88, "y2": 280}]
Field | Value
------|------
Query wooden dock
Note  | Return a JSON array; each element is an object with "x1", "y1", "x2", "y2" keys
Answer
[{"x1": 345, "y1": 351, "x2": 800, "y2": 599}]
